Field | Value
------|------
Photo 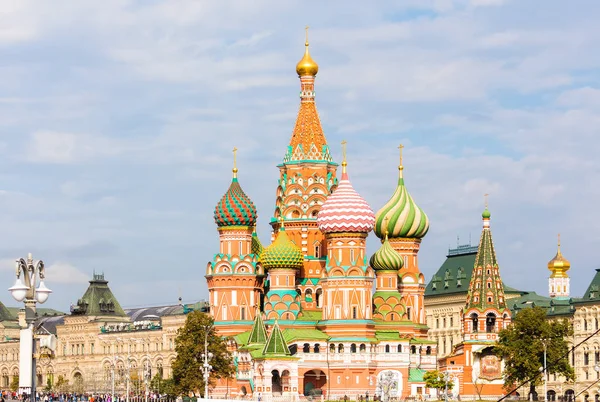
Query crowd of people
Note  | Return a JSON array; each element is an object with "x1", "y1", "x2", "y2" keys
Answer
[{"x1": 0, "y1": 392, "x2": 167, "y2": 402}]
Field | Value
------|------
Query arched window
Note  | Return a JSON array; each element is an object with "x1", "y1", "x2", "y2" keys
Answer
[
  {"x1": 330, "y1": 344, "x2": 335, "y2": 353},
  {"x1": 360, "y1": 344, "x2": 366, "y2": 353},
  {"x1": 411, "y1": 345, "x2": 417, "y2": 354},
  {"x1": 338, "y1": 344, "x2": 344, "y2": 353},
  {"x1": 397, "y1": 344, "x2": 402, "y2": 353},
  {"x1": 303, "y1": 343, "x2": 310, "y2": 353},
  {"x1": 305, "y1": 289, "x2": 313, "y2": 302},
  {"x1": 486, "y1": 313, "x2": 496, "y2": 333},
  {"x1": 351, "y1": 344, "x2": 357, "y2": 353},
  {"x1": 426, "y1": 346, "x2": 432, "y2": 355},
  {"x1": 314, "y1": 344, "x2": 320, "y2": 353},
  {"x1": 471, "y1": 313, "x2": 479, "y2": 332},
  {"x1": 385, "y1": 345, "x2": 390, "y2": 353},
  {"x1": 316, "y1": 289, "x2": 323, "y2": 308}
]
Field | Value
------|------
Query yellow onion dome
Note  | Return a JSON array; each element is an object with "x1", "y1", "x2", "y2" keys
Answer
[
  {"x1": 261, "y1": 227, "x2": 304, "y2": 270},
  {"x1": 296, "y1": 41, "x2": 318, "y2": 77},
  {"x1": 548, "y1": 236, "x2": 571, "y2": 278},
  {"x1": 374, "y1": 170, "x2": 429, "y2": 240},
  {"x1": 369, "y1": 234, "x2": 404, "y2": 271}
]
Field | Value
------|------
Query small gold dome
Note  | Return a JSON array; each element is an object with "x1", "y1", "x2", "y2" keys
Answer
[
  {"x1": 296, "y1": 28, "x2": 318, "y2": 76},
  {"x1": 548, "y1": 235, "x2": 571, "y2": 278}
]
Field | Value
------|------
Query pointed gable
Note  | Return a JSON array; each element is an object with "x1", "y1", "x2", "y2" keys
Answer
[
  {"x1": 248, "y1": 312, "x2": 267, "y2": 345},
  {"x1": 262, "y1": 321, "x2": 290, "y2": 356},
  {"x1": 70, "y1": 273, "x2": 127, "y2": 317},
  {"x1": 0, "y1": 300, "x2": 15, "y2": 322}
]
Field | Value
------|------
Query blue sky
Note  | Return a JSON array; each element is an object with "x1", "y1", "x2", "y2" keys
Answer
[{"x1": 1, "y1": 0, "x2": 599, "y2": 311}]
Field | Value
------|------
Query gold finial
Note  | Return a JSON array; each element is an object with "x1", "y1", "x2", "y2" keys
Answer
[
  {"x1": 484, "y1": 193, "x2": 489, "y2": 208},
  {"x1": 278, "y1": 216, "x2": 285, "y2": 229},
  {"x1": 557, "y1": 233, "x2": 561, "y2": 250},
  {"x1": 383, "y1": 217, "x2": 390, "y2": 241},
  {"x1": 341, "y1": 140, "x2": 348, "y2": 172},
  {"x1": 398, "y1": 144, "x2": 404, "y2": 177},
  {"x1": 232, "y1": 147, "x2": 238, "y2": 178}
]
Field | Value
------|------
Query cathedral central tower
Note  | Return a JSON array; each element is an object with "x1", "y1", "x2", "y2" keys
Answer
[{"x1": 272, "y1": 28, "x2": 338, "y2": 306}]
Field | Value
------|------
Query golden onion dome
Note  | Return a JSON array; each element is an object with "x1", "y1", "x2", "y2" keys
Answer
[
  {"x1": 548, "y1": 234, "x2": 570, "y2": 278},
  {"x1": 296, "y1": 28, "x2": 318, "y2": 77}
]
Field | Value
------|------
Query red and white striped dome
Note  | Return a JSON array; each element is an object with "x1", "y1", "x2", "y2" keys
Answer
[{"x1": 317, "y1": 169, "x2": 375, "y2": 234}]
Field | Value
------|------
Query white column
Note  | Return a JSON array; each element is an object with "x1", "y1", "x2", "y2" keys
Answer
[{"x1": 19, "y1": 326, "x2": 33, "y2": 391}]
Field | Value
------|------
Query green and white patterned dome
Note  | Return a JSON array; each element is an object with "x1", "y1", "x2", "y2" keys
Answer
[
  {"x1": 374, "y1": 164, "x2": 429, "y2": 239},
  {"x1": 370, "y1": 234, "x2": 404, "y2": 271},
  {"x1": 261, "y1": 227, "x2": 304, "y2": 270}
]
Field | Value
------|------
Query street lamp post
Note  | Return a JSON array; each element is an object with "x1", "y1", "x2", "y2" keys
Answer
[
  {"x1": 201, "y1": 327, "x2": 213, "y2": 399},
  {"x1": 543, "y1": 341, "x2": 548, "y2": 402},
  {"x1": 8, "y1": 253, "x2": 52, "y2": 402}
]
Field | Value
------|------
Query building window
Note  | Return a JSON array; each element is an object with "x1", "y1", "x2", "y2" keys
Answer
[
  {"x1": 450, "y1": 317, "x2": 453, "y2": 327},
  {"x1": 385, "y1": 345, "x2": 390, "y2": 353},
  {"x1": 314, "y1": 244, "x2": 320, "y2": 258},
  {"x1": 352, "y1": 306, "x2": 357, "y2": 319},
  {"x1": 397, "y1": 345, "x2": 402, "y2": 353},
  {"x1": 314, "y1": 344, "x2": 320, "y2": 353},
  {"x1": 240, "y1": 307, "x2": 246, "y2": 321},
  {"x1": 585, "y1": 352, "x2": 590, "y2": 366},
  {"x1": 303, "y1": 344, "x2": 310, "y2": 353},
  {"x1": 443, "y1": 318, "x2": 446, "y2": 328},
  {"x1": 351, "y1": 344, "x2": 357, "y2": 353},
  {"x1": 436, "y1": 318, "x2": 439, "y2": 328},
  {"x1": 407, "y1": 307, "x2": 412, "y2": 321},
  {"x1": 91, "y1": 343, "x2": 94, "y2": 354}
]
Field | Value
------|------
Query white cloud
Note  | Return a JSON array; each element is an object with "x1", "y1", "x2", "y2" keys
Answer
[{"x1": 45, "y1": 262, "x2": 89, "y2": 285}]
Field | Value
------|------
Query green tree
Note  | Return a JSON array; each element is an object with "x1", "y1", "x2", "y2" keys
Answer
[
  {"x1": 55, "y1": 375, "x2": 69, "y2": 393},
  {"x1": 9, "y1": 375, "x2": 19, "y2": 392},
  {"x1": 495, "y1": 306, "x2": 574, "y2": 398},
  {"x1": 171, "y1": 311, "x2": 234, "y2": 396},
  {"x1": 424, "y1": 370, "x2": 453, "y2": 398}
]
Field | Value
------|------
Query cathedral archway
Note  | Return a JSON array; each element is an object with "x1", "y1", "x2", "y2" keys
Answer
[{"x1": 303, "y1": 369, "x2": 326, "y2": 396}]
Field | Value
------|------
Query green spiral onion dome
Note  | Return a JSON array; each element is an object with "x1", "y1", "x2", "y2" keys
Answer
[
  {"x1": 261, "y1": 227, "x2": 304, "y2": 270},
  {"x1": 370, "y1": 234, "x2": 404, "y2": 271},
  {"x1": 374, "y1": 174, "x2": 429, "y2": 239},
  {"x1": 251, "y1": 230, "x2": 263, "y2": 256},
  {"x1": 214, "y1": 177, "x2": 258, "y2": 227}
]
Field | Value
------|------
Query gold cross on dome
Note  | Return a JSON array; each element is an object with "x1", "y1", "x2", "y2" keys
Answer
[
  {"x1": 484, "y1": 193, "x2": 489, "y2": 208},
  {"x1": 305, "y1": 26, "x2": 309, "y2": 46},
  {"x1": 233, "y1": 147, "x2": 238, "y2": 168},
  {"x1": 398, "y1": 144, "x2": 404, "y2": 166},
  {"x1": 558, "y1": 233, "x2": 561, "y2": 248},
  {"x1": 341, "y1": 140, "x2": 347, "y2": 163}
]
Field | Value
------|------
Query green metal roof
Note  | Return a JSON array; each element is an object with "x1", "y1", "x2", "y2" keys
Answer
[
  {"x1": 508, "y1": 291, "x2": 574, "y2": 318},
  {"x1": 70, "y1": 273, "x2": 127, "y2": 317},
  {"x1": 375, "y1": 331, "x2": 402, "y2": 341},
  {"x1": 283, "y1": 328, "x2": 329, "y2": 342},
  {"x1": 297, "y1": 310, "x2": 322, "y2": 321},
  {"x1": 409, "y1": 368, "x2": 425, "y2": 382},
  {"x1": 247, "y1": 313, "x2": 268, "y2": 345},
  {"x1": 581, "y1": 269, "x2": 600, "y2": 301},
  {"x1": 0, "y1": 301, "x2": 16, "y2": 322},
  {"x1": 234, "y1": 331, "x2": 251, "y2": 346},
  {"x1": 425, "y1": 245, "x2": 524, "y2": 298},
  {"x1": 263, "y1": 322, "x2": 290, "y2": 356}
]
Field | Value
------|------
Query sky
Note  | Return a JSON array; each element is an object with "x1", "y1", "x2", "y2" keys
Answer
[{"x1": 0, "y1": 0, "x2": 599, "y2": 311}]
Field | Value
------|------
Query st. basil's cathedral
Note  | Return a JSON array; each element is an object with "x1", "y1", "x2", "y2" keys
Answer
[{"x1": 205, "y1": 32, "x2": 508, "y2": 399}]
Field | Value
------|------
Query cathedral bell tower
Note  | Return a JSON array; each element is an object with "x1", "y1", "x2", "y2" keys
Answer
[
  {"x1": 206, "y1": 149, "x2": 265, "y2": 336},
  {"x1": 463, "y1": 200, "x2": 511, "y2": 341},
  {"x1": 272, "y1": 28, "x2": 338, "y2": 307}
]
